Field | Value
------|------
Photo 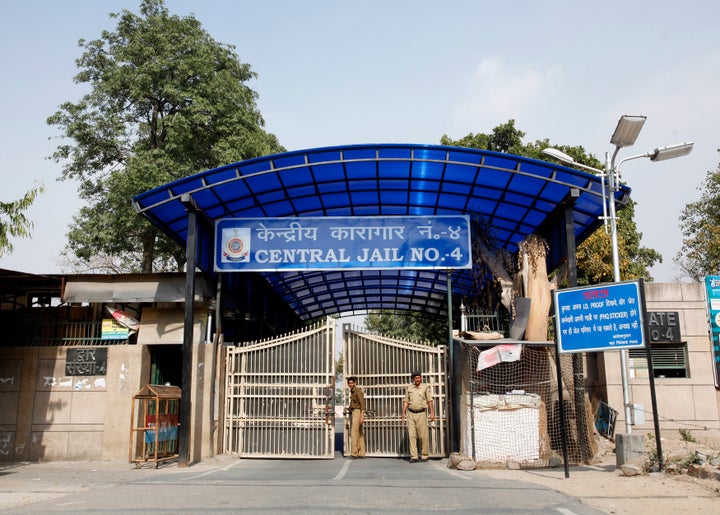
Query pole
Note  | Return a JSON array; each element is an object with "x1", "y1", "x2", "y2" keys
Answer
[
  {"x1": 638, "y1": 280, "x2": 663, "y2": 470},
  {"x1": 606, "y1": 151, "x2": 633, "y2": 435},
  {"x1": 554, "y1": 332, "x2": 570, "y2": 478},
  {"x1": 178, "y1": 206, "x2": 197, "y2": 467},
  {"x1": 446, "y1": 270, "x2": 456, "y2": 452}
]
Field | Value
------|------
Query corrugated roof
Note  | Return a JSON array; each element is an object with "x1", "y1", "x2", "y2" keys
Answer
[{"x1": 132, "y1": 144, "x2": 629, "y2": 320}]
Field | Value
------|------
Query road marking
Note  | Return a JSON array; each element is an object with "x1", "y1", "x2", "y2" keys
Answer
[
  {"x1": 333, "y1": 459, "x2": 352, "y2": 480},
  {"x1": 180, "y1": 459, "x2": 240, "y2": 481},
  {"x1": 556, "y1": 508, "x2": 579, "y2": 515}
]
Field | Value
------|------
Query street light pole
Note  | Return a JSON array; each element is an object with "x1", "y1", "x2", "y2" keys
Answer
[
  {"x1": 604, "y1": 149, "x2": 635, "y2": 434},
  {"x1": 543, "y1": 116, "x2": 694, "y2": 435}
]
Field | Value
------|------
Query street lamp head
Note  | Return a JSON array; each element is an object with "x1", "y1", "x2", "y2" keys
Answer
[
  {"x1": 649, "y1": 142, "x2": 694, "y2": 162},
  {"x1": 542, "y1": 147, "x2": 575, "y2": 164},
  {"x1": 542, "y1": 147, "x2": 605, "y2": 175},
  {"x1": 610, "y1": 115, "x2": 647, "y2": 148}
]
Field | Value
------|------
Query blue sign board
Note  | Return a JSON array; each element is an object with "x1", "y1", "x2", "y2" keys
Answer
[
  {"x1": 704, "y1": 276, "x2": 720, "y2": 387},
  {"x1": 553, "y1": 280, "x2": 646, "y2": 353},
  {"x1": 214, "y1": 215, "x2": 472, "y2": 272}
]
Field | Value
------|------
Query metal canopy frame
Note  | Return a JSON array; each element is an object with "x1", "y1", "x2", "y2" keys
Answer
[{"x1": 132, "y1": 144, "x2": 629, "y2": 321}]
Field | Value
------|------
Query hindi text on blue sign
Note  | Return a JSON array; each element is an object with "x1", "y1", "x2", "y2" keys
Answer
[{"x1": 214, "y1": 215, "x2": 472, "y2": 272}]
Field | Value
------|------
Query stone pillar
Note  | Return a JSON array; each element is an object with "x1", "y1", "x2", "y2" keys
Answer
[{"x1": 615, "y1": 433, "x2": 646, "y2": 467}]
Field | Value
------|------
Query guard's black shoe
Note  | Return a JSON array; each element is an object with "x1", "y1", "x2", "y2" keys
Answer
[
  {"x1": 420, "y1": 458, "x2": 428, "y2": 462},
  {"x1": 409, "y1": 458, "x2": 418, "y2": 463}
]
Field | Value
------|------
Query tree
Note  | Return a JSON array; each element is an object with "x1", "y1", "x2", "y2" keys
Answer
[
  {"x1": 0, "y1": 184, "x2": 44, "y2": 257},
  {"x1": 442, "y1": 125, "x2": 661, "y2": 285},
  {"x1": 47, "y1": 0, "x2": 283, "y2": 273},
  {"x1": 440, "y1": 119, "x2": 525, "y2": 154},
  {"x1": 576, "y1": 201, "x2": 661, "y2": 285},
  {"x1": 676, "y1": 160, "x2": 720, "y2": 280},
  {"x1": 334, "y1": 352, "x2": 345, "y2": 403},
  {"x1": 0, "y1": 184, "x2": 45, "y2": 256},
  {"x1": 335, "y1": 352, "x2": 344, "y2": 377},
  {"x1": 364, "y1": 310, "x2": 447, "y2": 344}
]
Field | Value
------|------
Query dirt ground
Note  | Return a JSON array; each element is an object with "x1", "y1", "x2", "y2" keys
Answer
[{"x1": 477, "y1": 434, "x2": 720, "y2": 514}]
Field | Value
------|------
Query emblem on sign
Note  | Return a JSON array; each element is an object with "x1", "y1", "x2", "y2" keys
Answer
[{"x1": 222, "y1": 228, "x2": 251, "y2": 262}]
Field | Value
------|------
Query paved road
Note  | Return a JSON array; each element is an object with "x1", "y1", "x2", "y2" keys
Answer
[{"x1": 0, "y1": 453, "x2": 603, "y2": 514}]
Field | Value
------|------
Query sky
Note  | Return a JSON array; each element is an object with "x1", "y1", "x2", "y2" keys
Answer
[{"x1": 1, "y1": 0, "x2": 719, "y2": 283}]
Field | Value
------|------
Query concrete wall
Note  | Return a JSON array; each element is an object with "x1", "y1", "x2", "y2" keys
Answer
[
  {"x1": 0, "y1": 342, "x2": 219, "y2": 463},
  {"x1": 189, "y1": 342, "x2": 221, "y2": 462},
  {"x1": 599, "y1": 282, "x2": 720, "y2": 441},
  {"x1": 0, "y1": 345, "x2": 148, "y2": 461}
]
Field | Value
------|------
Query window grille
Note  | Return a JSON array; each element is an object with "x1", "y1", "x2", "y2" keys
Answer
[{"x1": 629, "y1": 343, "x2": 688, "y2": 378}]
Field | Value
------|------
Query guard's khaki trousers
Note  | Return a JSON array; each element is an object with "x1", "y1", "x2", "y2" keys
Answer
[
  {"x1": 406, "y1": 410, "x2": 429, "y2": 460},
  {"x1": 350, "y1": 409, "x2": 365, "y2": 457}
]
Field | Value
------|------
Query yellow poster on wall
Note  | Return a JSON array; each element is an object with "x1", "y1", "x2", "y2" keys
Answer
[{"x1": 102, "y1": 318, "x2": 129, "y2": 340}]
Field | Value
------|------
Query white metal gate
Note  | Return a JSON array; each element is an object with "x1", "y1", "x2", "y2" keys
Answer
[
  {"x1": 223, "y1": 317, "x2": 336, "y2": 458},
  {"x1": 343, "y1": 325, "x2": 448, "y2": 458}
]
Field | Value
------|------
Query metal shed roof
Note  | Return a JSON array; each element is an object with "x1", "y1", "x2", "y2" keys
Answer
[{"x1": 132, "y1": 143, "x2": 629, "y2": 320}]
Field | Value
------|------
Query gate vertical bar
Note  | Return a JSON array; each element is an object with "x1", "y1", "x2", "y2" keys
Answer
[{"x1": 224, "y1": 347, "x2": 231, "y2": 453}]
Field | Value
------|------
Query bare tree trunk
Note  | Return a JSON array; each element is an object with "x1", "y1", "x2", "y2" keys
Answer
[
  {"x1": 474, "y1": 238, "x2": 514, "y2": 314},
  {"x1": 518, "y1": 235, "x2": 551, "y2": 341},
  {"x1": 140, "y1": 229, "x2": 157, "y2": 273}
]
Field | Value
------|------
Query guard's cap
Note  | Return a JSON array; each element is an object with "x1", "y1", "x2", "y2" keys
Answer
[{"x1": 411, "y1": 370, "x2": 421, "y2": 378}]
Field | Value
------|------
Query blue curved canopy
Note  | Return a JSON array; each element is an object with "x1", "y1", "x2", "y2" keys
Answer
[{"x1": 132, "y1": 144, "x2": 630, "y2": 320}]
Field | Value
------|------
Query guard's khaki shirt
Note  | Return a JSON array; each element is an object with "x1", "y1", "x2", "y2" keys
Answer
[
  {"x1": 404, "y1": 384, "x2": 432, "y2": 412},
  {"x1": 349, "y1": 386, "x2": 366, "y2": 411}
]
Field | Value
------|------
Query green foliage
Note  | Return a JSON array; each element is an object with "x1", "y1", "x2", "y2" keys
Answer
[
  {"x1": 679, "y1": 428, "x2": 697, "y2": 443},
  {"x1": 364, "y1": 310, "x2": 448, "y2": 345},
  {"x1": 47, "y1": 0, "x2": 283, "y2": 272},
  {"x1": 441, "y1": 119, "x2": 525, "y2": 154},
  {"x1": 575, "y1": 201, "x2": 661, "y2": 285},
  {"x1": 335, "y1": 353, "x2": 344, "y2": 377},
  {"x1": 682, "y1": 453, "x2": 703, "y2": 467},
  {"x1": 442, "y1": 121, "x2": 661, "y2": 286},
  {"x1": 0, "y1": 183, "x2": 44, "y2": 257},
  {"x1": 676, "y1": 161, "x2": 720, "y2": 280},
  {"x1": 646, "y1": 445, "x2": 659, "y2": 467}
]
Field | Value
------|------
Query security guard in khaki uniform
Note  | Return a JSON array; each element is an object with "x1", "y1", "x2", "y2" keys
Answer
[
  {"x1": 401, "y1": 370, "x2": 434, "y2": 462},
  {"x1": 347, "y1": 376, "x2": 366, "y2": 458}
]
